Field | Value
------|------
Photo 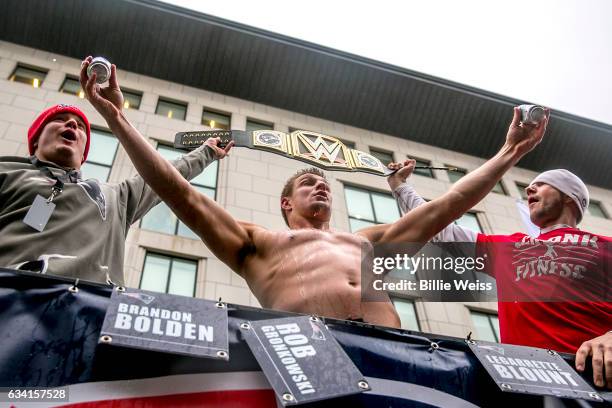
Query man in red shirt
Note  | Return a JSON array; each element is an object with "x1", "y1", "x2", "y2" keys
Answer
[{"x1": 388, "y1": 164, "x2": 612, "y2": 389}]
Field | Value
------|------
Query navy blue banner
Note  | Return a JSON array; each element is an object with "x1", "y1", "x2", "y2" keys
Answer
[{"x1": 0, "y1": 268, "x2": 607, "y2": 407}]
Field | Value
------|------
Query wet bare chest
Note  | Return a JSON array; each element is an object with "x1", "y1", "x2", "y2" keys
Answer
[{"x1": 268, "y1": 230, "x2": 365, "y2": 277}]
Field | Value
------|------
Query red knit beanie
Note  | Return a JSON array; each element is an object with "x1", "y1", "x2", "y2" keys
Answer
[{"x1": 28, "y1": 104, "x2": 91, "y2": 163}]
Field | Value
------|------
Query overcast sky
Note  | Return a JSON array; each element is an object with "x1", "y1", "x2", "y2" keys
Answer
[{"x1": 161, "y1": 0, "x2": 612, "y2": 125}]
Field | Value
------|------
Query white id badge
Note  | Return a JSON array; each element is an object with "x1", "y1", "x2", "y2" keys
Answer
[{"x1": 23, "y1": 194, "x2": 56, "y2": 232}]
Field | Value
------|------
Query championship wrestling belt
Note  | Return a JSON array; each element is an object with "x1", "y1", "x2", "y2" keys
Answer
[{"x1": 174, "y1": 129, "x2": 396, "y2": 176}]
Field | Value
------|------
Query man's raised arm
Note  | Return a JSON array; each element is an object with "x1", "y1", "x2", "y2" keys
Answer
[
  {"x1": 80, "y1": 57, "x2": 253, "y2": 272},
  {"x1": 359, "y1": 107, "x2": 549, "y2": 244},
  {"x1": 386, "y1": 160, "x2": 478, "y2": 243}
]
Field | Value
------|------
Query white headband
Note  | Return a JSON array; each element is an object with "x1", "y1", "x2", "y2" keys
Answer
[{"x1": 530, "y1": 169, "x2": 589, "y2": 223}]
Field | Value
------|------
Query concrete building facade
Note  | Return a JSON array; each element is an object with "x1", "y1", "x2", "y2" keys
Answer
[{"x1": 2, "y1": 39, "x2": 611, "y2": 341}]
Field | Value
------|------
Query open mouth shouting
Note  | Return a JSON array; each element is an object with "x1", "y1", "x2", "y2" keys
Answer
[
  {"x1": 60, "y1": 129, "x2": 78, "y2": 142},
  {"x1": 527, "y1": 196, "x2": 539, "y2": 207},
  {"x1": 313, "y1": 191, "x2": 328, "y2": 201}
]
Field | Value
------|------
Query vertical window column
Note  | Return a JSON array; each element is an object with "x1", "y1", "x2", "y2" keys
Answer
[
  {"x1": 344, "y1": 186, "x2": 401, "y2": 232},
  {"x1": 391, "y1": 297, "x2": 420, "y2": 331},
  {"x1": 140, "y1": 252, "x2": 198, "y2": 297},
  {"x1": 80, "y1": 128, "x2": 119, "y2": 182},
  {"x1": 470, "y1": 311, "x2": 500, "y2": 342}
]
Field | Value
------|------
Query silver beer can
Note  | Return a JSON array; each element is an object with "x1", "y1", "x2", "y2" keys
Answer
[
  {"x1": 519, "y1": 104, "x2": 546, "y2": 125},
  {"x1": 87, "y1": 57, "x2": 111, "y2": 84}
]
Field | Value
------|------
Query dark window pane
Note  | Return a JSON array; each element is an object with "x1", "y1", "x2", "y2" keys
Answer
[
  {"x1": 392, "y1": 298, "x2": 420, "y2": 331},
  {"x1": 413, "y1": 158, "x2": 433, "y2": 178},
  {"x1": 140, "y1": 253, "x2": 170, "y2": 293},
  {"x1": 156, "y1": 98, "x2": 187, "y2": 120},
  {"x1": 246, "y1": 119, "x2": 273, "y2": 132},
  {"x1": 9, "y1": 64, "x2": 47, "y2": 87},
  {"x1": 122, "y1": 89, "x2": 142, "y2": 110},
  {"x1": 60, "y1": 76, "x2": 84, "y2": 98},
  {"x1": 447, "y1": 166, "x2": 467, "y2": 183},
  {"x1": 202, "y1": 109, "x2": 231, "y2": 130}
]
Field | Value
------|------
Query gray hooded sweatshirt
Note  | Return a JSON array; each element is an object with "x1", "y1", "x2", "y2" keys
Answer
[{"x1": 0, "y1": 145, "x2": 215, "y2": 285}]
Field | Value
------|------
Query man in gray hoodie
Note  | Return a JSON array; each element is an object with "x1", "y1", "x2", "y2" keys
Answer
[{"x1": 0, "y1": 92, "x2": 230, "y2": 285}]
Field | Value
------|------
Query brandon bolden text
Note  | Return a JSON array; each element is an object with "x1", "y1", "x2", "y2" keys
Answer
[{"x1": 114, "y1": 303, "x2": 214, "y2": 342}]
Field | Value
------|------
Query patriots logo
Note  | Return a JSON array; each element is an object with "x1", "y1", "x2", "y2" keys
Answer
[
  {"x1": 120, "y1": 291, "x2": 156, "y2": 305},
  {"x1": 78, "y1": 179, "x2": 107, "y2": 220}
]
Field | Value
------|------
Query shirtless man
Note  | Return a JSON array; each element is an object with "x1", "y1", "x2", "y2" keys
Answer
[{"x1": 80, "y1": 58, "x2": 549, "y2": 327}]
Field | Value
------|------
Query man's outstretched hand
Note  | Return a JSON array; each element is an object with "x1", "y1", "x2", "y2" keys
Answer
[
  {"x1": 80, "y1": 56, "x2": 124, "y2": 120},
  {"x1": 505, "y1": 106, "x2": 550, "y2": 157},
  {"x1": 387, "y1": 159, "x2": 416, "y2": 191},
  {"x1": 576, "y1": 331, "x2": 612, "y2": 389},
  {"x1": 204, "y1": 137, "x2": 234, "y2": 159}
]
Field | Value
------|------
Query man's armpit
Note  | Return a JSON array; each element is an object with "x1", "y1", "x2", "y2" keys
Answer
[{"x1": 355, "y1": 223, "x2": 388, "y2": 243}]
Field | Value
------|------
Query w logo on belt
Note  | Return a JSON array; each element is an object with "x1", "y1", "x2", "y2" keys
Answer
[
  {"x1": 293, "y1": 131, "x2": 350, "y2": 168},
  {"x1": 298, "y1": 133, "x2": 345, "y2": 165}
]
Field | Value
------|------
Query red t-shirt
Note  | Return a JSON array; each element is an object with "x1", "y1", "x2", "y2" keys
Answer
[{"x1": 477, "y1": 227, "x2": 612, "y2": 353}]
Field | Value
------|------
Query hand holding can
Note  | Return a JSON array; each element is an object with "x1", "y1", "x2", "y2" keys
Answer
[
  {"x1": 519, "y1": 104, "x2": 546, "y2": 125},
  {"x1": 86, "y1": 57, "x2": 111, "y2": 84}
]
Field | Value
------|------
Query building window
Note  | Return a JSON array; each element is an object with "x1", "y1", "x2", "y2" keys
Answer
[
  {"x1": 413, "y1": 158, "x2": 434, "y2": 178},
  {"x1": 446, "y1": 166, "x2": 467, "y2": 183},
  {"x1": 9, "y1": 64, "x2": 47, "y2": 88},
  {"x1": 454, "y1": 212, "x2": 482, "y2": 233},
  {"x1": 369, "y1": 148, "x2": 394, "y2": 167},
  {"x1": 122, "y1": 88, "x2": 142, "y2": 110},
  {"x1": 516, "y1": 182, "x2": 529, "y2": 200},
  {"x1": 140, "y1": 145, "x2": 218, "y2": 238},
  {"x1": 202, "y1": 109, "x2": 231, "y2": 130},
  {"x1": 470, "y1": 311, "x2": 500, "y2": 342},
  {"x1": 80, "y1": 128, "x2": 119, "y2": 182},
  {"x1": 156, "y1": 98, "x2": 187, "y2": 120},
  {"x1": 246, "y1": 118, "x2": 273, "y2": 132},
  {"x1": 60, "y1": 75, "x2": 84, "y2": 98},
  {"x1": 588, "y1": 201, "x2": 609, "y2": 219},
  {"x1": 392, "y1": 297, "x2": 420, "y2": 331},
  {"x1": 140, "y1": 252, "x2": 197, "y2": 297},
  {"x1": 344, "y1": 186, "x2": 401, "y2": 232},
  {"x1": 491, "y1": 181, "x2": 507, "y2": 195}
]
